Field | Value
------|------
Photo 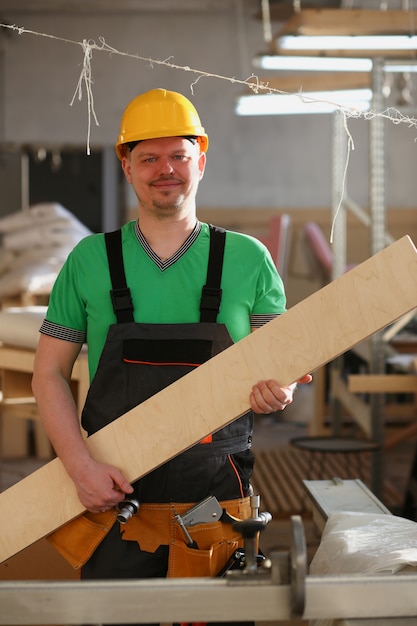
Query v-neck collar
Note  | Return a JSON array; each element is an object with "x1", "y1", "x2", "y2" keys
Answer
[{"x1": 134, "y1": 220, "x2": 202, "y2": 271}]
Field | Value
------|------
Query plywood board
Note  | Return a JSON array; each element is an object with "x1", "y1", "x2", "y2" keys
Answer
[
  {"x1": 278, "y1": 9, "x2": 417, "y2": 36},
  {"x1": 349, "y1": 374, "x2": 417, "y2": 394},
  {"x1": 1, "y1": 235, "x2": 417, "y2": 564}
]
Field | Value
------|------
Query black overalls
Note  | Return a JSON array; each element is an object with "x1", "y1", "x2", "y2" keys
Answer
[{"x1": 81, "y1": 225, "x2": 254, "y2": 584}]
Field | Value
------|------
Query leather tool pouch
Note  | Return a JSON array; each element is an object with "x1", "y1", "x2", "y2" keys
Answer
[
  {"x1": 167, "y1": 516, "x2": 243, "y2": 578},
  {"x1": 47, "y1": 510, "x2": 118, "y2": 570},
  {"x1": 47, "y1": 497, "x2": 250, "y2": 576},
  {"x1": 122, "y1": 497, "x2": 251, "y2": 578}
]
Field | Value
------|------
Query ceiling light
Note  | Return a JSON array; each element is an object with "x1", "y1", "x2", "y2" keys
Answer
[
  {"x1": 235, "y1": 90, "x2": 372, "y2": 116},
  {"x1": 277, "y1": 34, "x2": 417, "y2": 52},
  {"x1": 384, "y1": 60, "x2": 417, "y2": 73},
  {"x1": 253, "y1": 55, "x2": 417, "y2": 73},
  {"x1": 253, "y1": 55, "x2": 374, "y2": 72}
]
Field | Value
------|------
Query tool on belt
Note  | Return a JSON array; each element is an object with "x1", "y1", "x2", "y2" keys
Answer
[
  {"x1": 173, "y1": 496, "x2": 223, "y2": 549},
  {"x1": 116, "y1": 498, "x2": 140, "y2": 524}
]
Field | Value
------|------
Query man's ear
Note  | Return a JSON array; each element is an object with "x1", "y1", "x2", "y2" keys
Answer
[
  {"x1": 121, "y1": 155, "x2": 132, "y2": 183},
  {"x1": 198, "y1": 150, "x2": 206, "y2": 180}
]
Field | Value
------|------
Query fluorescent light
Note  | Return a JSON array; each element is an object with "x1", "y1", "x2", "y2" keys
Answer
[
  {"x1": 253, "y1": 54, "x2": 417, "y2": 73},
  {"x1": 253, "y1": 55, "x2": 373, "y2": 72},
  {"x1": 384, "y1": 60, "x2": 417, "y2": 72},
  {"x1": 278, "y1": 35, "x2": 417, "y2": 51},
  {"x1": 235, "y1": 90, "x2": 372, "y2": 116}
]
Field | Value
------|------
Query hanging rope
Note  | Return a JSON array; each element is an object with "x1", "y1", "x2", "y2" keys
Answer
[{"x1": 69, "y1": 39, "x2": 99, "y2": 156}]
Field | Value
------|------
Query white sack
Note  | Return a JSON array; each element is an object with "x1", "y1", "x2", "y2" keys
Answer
[
  {"x1": 0, "y1": 306, "x2": 47, "y2": 349},
  {"x1": 0, "y1": 260, "x2": 64, "y2": 298},
  {"x1": 0, "y1": 202, "x2": 89, "y2": 234},
  {"x1": 310, "y1": 511, "x2": 417, "y2": 576},
  {"x1": 0, "y1": 203, "x2": 92, "y2": 299},
  {"x1": 3, "y1": 221, "x2": 90, "y2": 250}
]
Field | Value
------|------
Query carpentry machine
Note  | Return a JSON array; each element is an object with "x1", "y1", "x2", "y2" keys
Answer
[{"x1": 1, "y1": 479, "x2": 417, "y2": 625}]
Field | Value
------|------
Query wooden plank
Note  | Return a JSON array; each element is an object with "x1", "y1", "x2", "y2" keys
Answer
[
  {"x1": 349, "y1": 374, "x2": 417, "y2": 394},
  {"x1": 331, "y1": 371, "x2": 372, "y2": 436},
  {"x1": 277, "y1": 9, "x2": 417, "y2": 36},
  {"x1": 0, "y1": 347, "x2": 37, "y2": 371},
  {"x1": 0, "y1": 346, "x2": 89, "y2": 412},
  {"x1": 1, "y1": 235, "x2": 417, "y2": 563},
  {"x1": 382, "y1": 309, "x2": 417, "y2": 343}
]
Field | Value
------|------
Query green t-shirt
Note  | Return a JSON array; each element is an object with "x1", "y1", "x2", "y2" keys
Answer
[{"x1": 42, "y1": 221, "x2": 286, "y2": 379}]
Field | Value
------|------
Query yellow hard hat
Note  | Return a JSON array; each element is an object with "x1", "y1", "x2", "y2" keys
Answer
[{"x1": 115, "y1": 88, "x2": 208, "y2": 159}]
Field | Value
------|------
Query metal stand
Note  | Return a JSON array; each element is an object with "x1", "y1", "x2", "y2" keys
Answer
[{"x1": 329, "y1": 58, "x2": 391, "y2": 498}]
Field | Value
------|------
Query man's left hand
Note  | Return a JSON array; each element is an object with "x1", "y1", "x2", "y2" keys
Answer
[{"x1": 249, "y1": 375, "x2": 312, "y2": 414}]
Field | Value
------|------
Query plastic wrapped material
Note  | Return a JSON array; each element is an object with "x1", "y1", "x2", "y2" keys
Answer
[
  {"x1": 0, "y1": 203, "x2": 91, "y2": 300},
  {"x1": 0, "y1": 306, "x2": 47, "y2": 349},
  {"x1": 310, "y1": 512, "x2": 417, "y2": 576},
  {"x1": 309, "y1": 512, "x2": 417, "y2": 626},
  {"x1": 0, "y1": 202, "x2": 90, "y2": 237},
  {"x1": 0, "y1": 253, "x2": 72, "y2": 298},
  {"x1": 3, "y1": 222, "x2": 88, "y2": 251}
]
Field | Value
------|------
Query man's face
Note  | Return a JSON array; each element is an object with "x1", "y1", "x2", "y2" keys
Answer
[{"x1": 121, "y1": 136, "x2": 206, "y2": 219}]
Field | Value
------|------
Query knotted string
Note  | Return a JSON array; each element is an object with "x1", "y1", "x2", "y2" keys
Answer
[{"x1": 70, "y1": 39, "x2": 99, "y2": 155}]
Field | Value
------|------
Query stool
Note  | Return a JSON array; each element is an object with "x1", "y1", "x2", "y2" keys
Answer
[{"x1": 290, "y1": 436, "x2": 380, "y2": 483}]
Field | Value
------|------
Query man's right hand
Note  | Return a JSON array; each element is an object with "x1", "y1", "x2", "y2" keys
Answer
[{"x1": 70, "y1": 458, "x2": 134, "y2": 513}]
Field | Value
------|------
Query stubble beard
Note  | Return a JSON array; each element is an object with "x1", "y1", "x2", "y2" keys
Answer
[{"x1": 141, "y1": 188, "x2": 187, "y2": 220}]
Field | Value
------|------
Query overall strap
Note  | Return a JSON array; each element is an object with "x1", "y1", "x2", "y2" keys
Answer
[
  {"x1": 200, "y1": 224, "x2": 226, "y2": 323},
  {"x1": 105, "y1": 229, "x2": 134, "y2": 323}
]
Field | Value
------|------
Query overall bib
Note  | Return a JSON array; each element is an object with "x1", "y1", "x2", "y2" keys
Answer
[{"x1": 80, "y1": 225, "x2": 254, "y2": 585}]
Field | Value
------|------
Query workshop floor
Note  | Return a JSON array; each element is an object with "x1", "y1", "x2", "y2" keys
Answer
[{"x1": 1, "y1": 380, "x2": 416, "y2": 626}]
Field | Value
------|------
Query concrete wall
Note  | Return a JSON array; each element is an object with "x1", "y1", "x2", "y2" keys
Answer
[{"x1": 0, "y1": 4, "x2": 416, "y2": 214}]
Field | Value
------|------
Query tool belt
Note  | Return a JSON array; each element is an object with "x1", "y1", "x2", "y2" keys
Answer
[
  {"x1": 47, "y1": 509, "x2": 118, "y2": 570},
  {"x1": 47, "y1": 496, "x2": 251, "y2": 576}
]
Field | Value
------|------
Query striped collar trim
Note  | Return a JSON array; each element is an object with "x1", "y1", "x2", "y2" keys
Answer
[{"x1": 134, "y1": 220, "x2": 202, "y2": 271}]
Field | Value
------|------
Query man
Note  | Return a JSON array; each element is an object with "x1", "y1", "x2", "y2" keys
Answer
[{"x1": 32, "y1": 89, "x2": 311, "y2": 593}]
